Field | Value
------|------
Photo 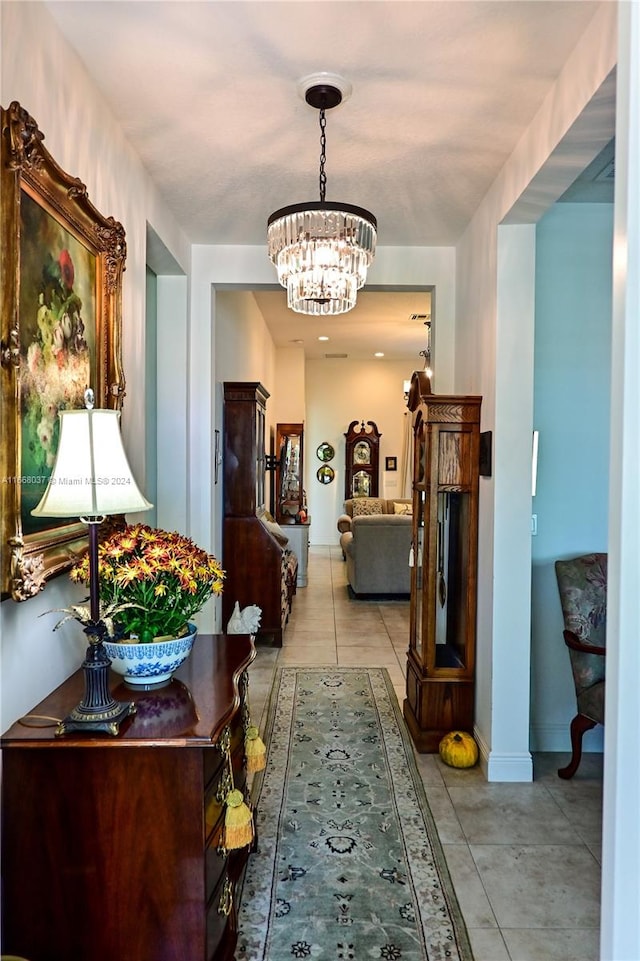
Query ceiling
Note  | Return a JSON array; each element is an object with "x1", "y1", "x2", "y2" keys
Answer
[{"x1": 46, "y1": 0, "x2": 606, "y2": 361}]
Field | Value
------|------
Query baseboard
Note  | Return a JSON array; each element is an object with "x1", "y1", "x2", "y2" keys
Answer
[
  {"x1": 474, "y1": 722, "x2": 604, "y2": 780},
  {"x1": 529, "y1": 721, "x2": 604, "y2": 753},
  {"x1": 474, "y1": 724, "x2": 533, "y2": 782}
]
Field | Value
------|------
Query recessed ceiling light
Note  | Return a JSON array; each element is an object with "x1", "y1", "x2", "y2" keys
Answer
[
  {"x1": 290, "y1": 338, "x2": 304, "y2": 345},
  {"x1": 374, "y1": 352, "x2": 384, "y2": 358},
  {"x1": 318, "y1": 335, "x2": 329, "y2": 342}
]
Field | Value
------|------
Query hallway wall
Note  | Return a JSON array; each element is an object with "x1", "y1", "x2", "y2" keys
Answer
[
  {"x1": 531, "y1": 201, "x2": 613, "y2": 753},
  {"x1": 0, "y1": 0, "x2": 190, "y2": 730},
  {"x1": 455, "y1": 2, "x2": 617, "y2": 780}
]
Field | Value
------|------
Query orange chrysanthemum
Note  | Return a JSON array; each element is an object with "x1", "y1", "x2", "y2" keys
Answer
[{"x1": 68, "y1": 523, "x2": 225, "y2": 643}]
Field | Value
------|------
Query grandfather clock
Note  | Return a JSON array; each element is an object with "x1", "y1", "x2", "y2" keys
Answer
[
  {"x1": 403, "y1": 371, "x2": 482, "y2": 752},
  {"x1": 344, "y1": 420, "x2": 381, "y2": 499}
]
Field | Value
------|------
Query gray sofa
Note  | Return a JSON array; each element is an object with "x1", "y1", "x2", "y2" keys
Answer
[
  {"x1": 339, "y1": 513, "x2": 413, "y2": 596},
  {"x1": 337, "y1": 497, "x2": 412, "y2": 534}
]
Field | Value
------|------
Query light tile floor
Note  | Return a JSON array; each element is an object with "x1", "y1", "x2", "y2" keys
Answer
[{"x1": 246, "y1": 546, "x2": 603, "y2": 961}]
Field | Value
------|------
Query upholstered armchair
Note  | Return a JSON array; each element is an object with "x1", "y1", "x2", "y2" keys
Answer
[{"x1": 554, "y1": 553, "x2": 607, "y2": 779}]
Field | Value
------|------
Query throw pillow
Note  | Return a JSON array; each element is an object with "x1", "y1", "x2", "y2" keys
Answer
[
  {"x1": 261, "y1": 517, "x2": 289, "y2": 547},
  {"x1": 393, "y1": 501, "x2": 412, "y2": 516},
  {"x1": 352, "y1": 498, "x2": 383, "y2": 517}
]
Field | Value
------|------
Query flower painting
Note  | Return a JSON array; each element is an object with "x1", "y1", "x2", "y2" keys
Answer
[
  {"x1": 19, "y1": 190, "x2": 97, "y2": 534},
  {"x1": 1, "y1": 101, "x2": 126, "y2": 600}
]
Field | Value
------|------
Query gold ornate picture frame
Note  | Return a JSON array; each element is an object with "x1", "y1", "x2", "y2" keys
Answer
[{"x1": 1, "y1": 101, "x2": 127, "y2": 601}]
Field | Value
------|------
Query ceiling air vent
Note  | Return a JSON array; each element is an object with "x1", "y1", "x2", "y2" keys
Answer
[{"x1": 325, "y1": 353, "x2": 348, "y2": 359}]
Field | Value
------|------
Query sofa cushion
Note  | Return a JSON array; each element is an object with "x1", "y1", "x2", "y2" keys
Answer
[
  {"x1": 352, "y1": 498, "x2": 384, "y2": 516},
  {"x1": 393, "y1": 501, "x2": 412, "y2": 515}
]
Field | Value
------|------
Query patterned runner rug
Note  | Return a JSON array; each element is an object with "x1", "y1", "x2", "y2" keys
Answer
[{"x1": 237, "y1": 666, "x2": 474, "y2": 961}]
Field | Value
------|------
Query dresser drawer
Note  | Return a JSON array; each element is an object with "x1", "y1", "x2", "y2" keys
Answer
[
  {"x1": 206, "y1": 867, "x2": 234, "y2": 961},
  {"x1": 205, "y1": 765, "x2": 232, "y2": 843},
  {"x1": 203, "y1": 742, "x2": 225, "y2": 790},
  {"x1": 203, "y1": 715, "x2": 245, "y2": 787},
  {"x1": 205, "y1": 822, "x2": 227, "y2": 904}
]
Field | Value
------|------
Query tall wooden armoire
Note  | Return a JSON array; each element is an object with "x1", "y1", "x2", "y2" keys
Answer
[
  {"x1": 222, "y1": 382, "x2": 294, "y2": 645},
  {"x1": 403, "y1": 371, "x2": 482, "y2": 752}
]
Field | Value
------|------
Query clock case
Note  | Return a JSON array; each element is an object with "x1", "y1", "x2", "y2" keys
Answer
[
  {"x1": 344, "y1": 420, "x2": 381, "y2": 499},
  {"x1": 403, "y1": 371, "x2": 482, "y2": 752}
]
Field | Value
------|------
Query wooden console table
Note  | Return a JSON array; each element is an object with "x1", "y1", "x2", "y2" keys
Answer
[{"x1": 1, "y1": 633, "x2": 256, "y2": 961}]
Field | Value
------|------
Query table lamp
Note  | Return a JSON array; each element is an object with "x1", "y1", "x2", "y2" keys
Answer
[{"x1": 32, "y1": 388, "x2": 153, "y2": 735}]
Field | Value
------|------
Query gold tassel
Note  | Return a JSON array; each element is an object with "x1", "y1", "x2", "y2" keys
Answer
[
  {"x1": 223, "y1": 788, "x2": 254, "y2": 850},
  {"x1": 245, "y1": 724, "x2": 266, "y2": 773}
]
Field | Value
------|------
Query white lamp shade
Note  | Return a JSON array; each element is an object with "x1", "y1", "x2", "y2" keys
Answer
[{"x1": 32, "y1": 408, "x2": 153, "y2": 518}]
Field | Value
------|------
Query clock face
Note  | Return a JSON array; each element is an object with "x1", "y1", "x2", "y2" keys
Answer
[{"x1": 353, "y1": 441, "x2": 370, "y2": 465}]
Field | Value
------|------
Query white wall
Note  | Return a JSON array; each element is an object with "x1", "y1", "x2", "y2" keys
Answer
[
  {"x1": 305, "y1": 359, "x2": 416, "y2": 544},
  {"x1": 600, "y1": 5, "x2": 640, "y2": 956},
  {"x1": 0, "y1": 1, "x2": 190, "y2": 731},
  {"x1": 530, "y1": 202, "x2": 613, "y2": 753},
  {"x1": 455, "y1": 2, "x2": 617, "y2": 780},
  {"x1": 273, "y1": 348, "x2": 306, "y2": 426}
]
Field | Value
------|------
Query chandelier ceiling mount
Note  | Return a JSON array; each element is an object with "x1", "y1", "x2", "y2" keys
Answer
[{"x1": 267, "y1": 73, "x2": 377, "y2": 317}]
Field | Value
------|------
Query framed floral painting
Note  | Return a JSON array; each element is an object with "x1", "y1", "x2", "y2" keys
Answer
[{"x1": 1, "y1": 101, "x2": 127, "y2": 601}]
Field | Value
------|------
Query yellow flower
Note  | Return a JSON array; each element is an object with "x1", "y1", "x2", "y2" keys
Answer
[{"x1": 68, "y1": 523, "x2": 225, "y2": 643}]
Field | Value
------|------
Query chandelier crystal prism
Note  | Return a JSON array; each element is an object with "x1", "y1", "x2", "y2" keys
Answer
[{"x1": 267, "y1": 75, "x2": 377, "y2": 316}]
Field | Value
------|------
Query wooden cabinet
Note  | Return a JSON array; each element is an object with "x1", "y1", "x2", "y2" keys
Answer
[
  {"x1": 274, "y1": 422, "x2": 304, "y2": 523},
  {"x1": 1, "y1": 634, "x2": 256, "y2": 961},
  {"x1": 222, "y1": 383, "x2": 296, "y2": 645},
  {"x1": 223, "y1": 381, "x2": 269, "y2": 518},
  {"x1": 403, "y1": 371, "x2": 482, "y2": 752},
  {"x1": 344, "y1": 419, "x2": 381, "y2": 499}
]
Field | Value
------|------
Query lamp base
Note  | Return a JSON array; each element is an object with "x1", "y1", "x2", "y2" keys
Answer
[{"x1": 56, "y1": 640, "x2": 137, "y2": 737}]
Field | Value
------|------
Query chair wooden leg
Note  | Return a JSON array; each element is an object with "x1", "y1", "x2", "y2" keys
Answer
[{"x1": 558, "y1": 713, "x2": 597, "y2": 779}]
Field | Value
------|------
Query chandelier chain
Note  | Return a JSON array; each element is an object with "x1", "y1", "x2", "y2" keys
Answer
[
  {"x1": 266, "y1": 77, "x2": 377, "y2": 315},
  {"x1": 319, "y1": 108, "x2": 327, "y2": 202}
]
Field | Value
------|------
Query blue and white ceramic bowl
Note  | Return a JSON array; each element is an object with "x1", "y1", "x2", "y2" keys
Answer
[{"x1": 104, "y1": 623, "x2": 197, "y2": 689}]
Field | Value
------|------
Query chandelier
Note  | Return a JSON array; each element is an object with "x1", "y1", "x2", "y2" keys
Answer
[{"x1": 267, "y1": 73, "x2": 377, "y2": 316}]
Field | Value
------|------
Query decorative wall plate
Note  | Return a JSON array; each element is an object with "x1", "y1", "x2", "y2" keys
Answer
[
  {"x1": 316, "y1": 442, "x2": 335, "y2": 462},
  {"x1": 316, "y1": 465, "x2": 335, "y2": 484}
]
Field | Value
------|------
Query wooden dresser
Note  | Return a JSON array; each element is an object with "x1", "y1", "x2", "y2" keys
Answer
[{"x1": 1, "y1": 633, "x2": 256, "y2": 961}]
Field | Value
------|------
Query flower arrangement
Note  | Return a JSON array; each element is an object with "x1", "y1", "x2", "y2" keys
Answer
[{"x1": 68, "y1": 524, "x2": 225, "y2": 643}]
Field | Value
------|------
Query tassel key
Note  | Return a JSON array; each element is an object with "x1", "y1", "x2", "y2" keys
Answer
[
  {"x1": 223, "y1": 788, "x2": 254, "y2": 850},
  {"x1": 245, "y1": 724, "x2": 266, "y2": 773}
]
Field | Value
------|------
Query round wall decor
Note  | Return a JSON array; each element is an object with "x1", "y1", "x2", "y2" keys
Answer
[
  {"x1": 316, "y1": 465, "x2": 335, "y2": 485},
  {"x1": 316, "y1": 442, "x2": 335, "y2": 462}
]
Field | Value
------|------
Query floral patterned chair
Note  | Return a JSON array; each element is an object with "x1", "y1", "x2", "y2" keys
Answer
[{"x1": 554, "y1": 553, "x2": 607, "y2": 779}]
